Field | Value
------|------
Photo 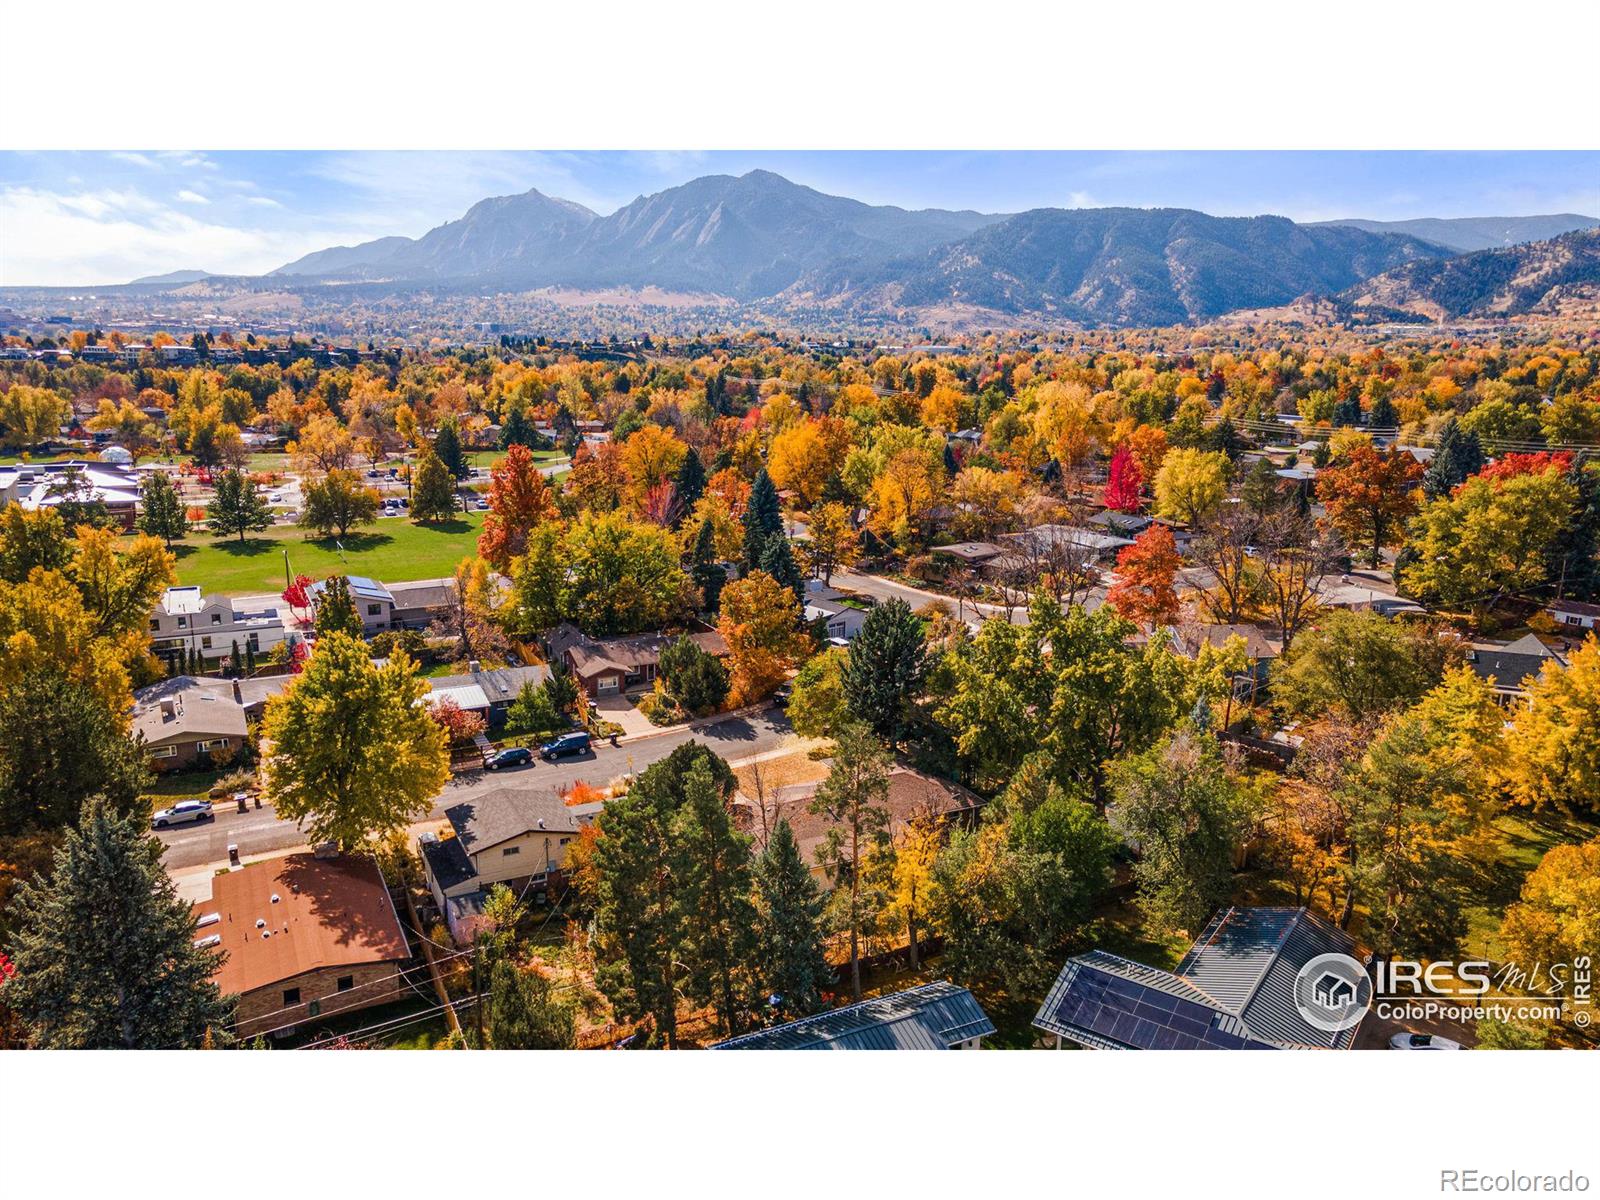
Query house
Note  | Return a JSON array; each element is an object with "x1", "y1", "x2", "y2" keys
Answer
[
  {"x1": 1033, "y1": 906, "x2": 1369, "y2": 1050},
  {"x1": 1085, "y1": 510, "x2": 1153, "y2": 538},
  {"x1": 710, "y1": 981, "x2": 995, "y2": 1050},
  {"x1": 1467, "y1": 634, "x2": 1567, "y2": 704},
  {"x1": 0, "y1": 461, "x2": 141, "y2": 530},
  {"x1": 423, "y1": 662, "x2": 550, "y2": 728},
  {"x1": 421, "y1": 787, "x2": 587, "y2": 917},
  {"x1": 986, "y1": 524, "x2": 1133, "y2": 578},
  {"x1": 385, "y1": 577, "x2": 459, "y2": 629},
  {"x1": 931, "y1": 541, "x2": 1005, "y2": 568},
  {"x1": 548, "y1": 622, "x2": 729, "y2": 698},
  {"x1": 131, "y1": 677, "x2": 249, "y2": 770},
  {"x1": 735, "y1": 767, "x2": 982, "y2": 884},
  {"x1": 805, "y1": 597, "x2": 867, "y2": 644},
  {"x1": 1162, "y1": 622, "x2": 1279, "y2": 702},
  {"x1": 149, "y1": 585, "x2": 290, "y2": 661},
  {"x1": 307, "y1": 575, "x2": 395, "y2": 634},
  {"x1": 1313, "y1": 575, "x2": 1428, "y2": 618},
  {"x1": 196, "y1": 852, "x2": 411, "y2": 1038},
  {"x1": 1547, "y1": 600, "x2": 1600, "y2": 632}
]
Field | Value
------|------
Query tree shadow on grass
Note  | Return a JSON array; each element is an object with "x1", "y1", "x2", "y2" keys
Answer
[
  {"x1": 306, "y1": 531, "x2": 397, "y2": 553},
  {"x1": 410, "y1": 519, "x2": 474, "y2": 535},
  {"x1": 208, "y1": 537, "x2": 281, "y2": 557}
]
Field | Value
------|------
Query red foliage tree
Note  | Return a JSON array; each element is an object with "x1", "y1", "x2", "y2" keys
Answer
[
  {"x1": 1105, "y1": 524, "x2": 1182, "y2": 627},
  {"x1": 1103, "y1": 443, "x2": 1144, "y2": 512},
  {"x1": 1316, "y1": 445, "x2": 1424, "y2": 567},
  {"x1": 1475, "y1": 450, "x2": 1574, "y2": 484},
  {"x1": 477, "y1": 444, "x2": 560, "y2": 572},
  {"x1": 281, "y1": 573, "x2": 314, "y2": 617},
  {"x1": 428, "y1": 697, "x2": 487, "y2": 745}
]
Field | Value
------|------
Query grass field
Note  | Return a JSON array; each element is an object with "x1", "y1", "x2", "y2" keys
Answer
[{"x1": 168, "y1": 513, "x2": 486, "y2": 595}]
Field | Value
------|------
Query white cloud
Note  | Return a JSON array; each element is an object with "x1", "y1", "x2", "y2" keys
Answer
[
  {"x1": 109, "y1": 151, "x2": 159, "y2": 170},
  {"x1": 245, "y1": 195, "x2": 282, "y2": 208},
  {"x1": 0, "y1": 185, "x2": 359, "y2": 285},
  {"x1": 175, "y1": 189, "x2": 210, "y2": 205},
  {"x1": 1067, "y1": 190, "x2": 1096, "y2": 208}
]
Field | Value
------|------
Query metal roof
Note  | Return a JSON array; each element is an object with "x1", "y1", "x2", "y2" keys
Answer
[
  {"x1": 711, "y1": 981, "x2": 995, "y2": 1051},
  {"x1": 1034, "y1": 907, "x2": 1366, "y2": 1051}
]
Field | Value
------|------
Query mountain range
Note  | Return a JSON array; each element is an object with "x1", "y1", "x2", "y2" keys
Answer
[{"x1": 145, "y1": 171, "x2": 1600, "y2": 327}]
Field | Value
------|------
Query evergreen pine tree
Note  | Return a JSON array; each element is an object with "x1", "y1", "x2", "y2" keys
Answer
[
  {"x1": 1368, "y1": 393, "x2": 1399, "y2": 430},
  {"x1": 1332, "y1": 392, "x2": 1362, "y2": 428},
  {"x1": 758, "y1": 534, "x2": 805, "y2": 613},
  {"x1": 486, "y1": 958, "x2": 577, "y2": 1049},
  {"x1": 842, "y1": 598, "x2": 927, "y2": 747},
  {"x1": 245, "y1": 643, "x2": 257, "y2": 676},
  {"x1": 742, "y1": 469, "x2": 782, "y2": 572},
  {"x1": 4, "y1": 797, "x2": 231, "y2": 1048},
  {"x1": 672, "y1": 759, "x2": 760, "y2": 1037},
  {"x1": 434, "y1": 417, "x2": 468, "y2": 480},
  {"x1": 674, "y1": 447, "x2": 706, "y2": 515},
  {"x1": 690, "y1": 517, "x2": 727, "y2": 612},
  {"x1": 410, "y1": 446, "x2": 459, "y2": 522},
  {"x1": 137, "y1": 470, "x2": 188, "y2": 547},
  {"x1": 313, "y1": 574, "x2": 364, "y2": 640},
  {"x1": 498, "y1": 406, "x2": 533, "y2": 450},
  {"x1": 754, "y1": 818, "x2": 831, "y2": 1022},
  {"x1": 229, "y1": 640, "x2": 243, "y2": 678},
  {"x1": 1424, "y1": 417, "x2": 1486, "y2": 500},
  {"x1": 206, "y1": 468, "x2": 272, "y2": 544}
]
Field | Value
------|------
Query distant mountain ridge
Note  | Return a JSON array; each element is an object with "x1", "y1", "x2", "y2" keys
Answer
[
  {"x1": 1338, "y1": 228, "x2": 1600, "y2": 320},
  {"x1": 1313, "y1": 214, "x2": 1598, "y2": 254},
  {"x1": 122, "y1": 171, "x2": 1598, "y2": 327},
  {"x1": 788, "y1": 207, "x2": 1445, "y2": 325}
]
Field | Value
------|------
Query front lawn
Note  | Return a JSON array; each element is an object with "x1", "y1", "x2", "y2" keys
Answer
[{"x1": 164, "y1": 514, "x2": 486, "y2": 595}]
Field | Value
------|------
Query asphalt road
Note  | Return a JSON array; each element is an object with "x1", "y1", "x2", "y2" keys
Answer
[{"x1": 156, "y1": 706, "x2": 796, "y2": 870}]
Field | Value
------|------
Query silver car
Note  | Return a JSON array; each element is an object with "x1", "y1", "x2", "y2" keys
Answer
[{"x1": 151, "y1": 799, "x2": 214, "y2": 829}]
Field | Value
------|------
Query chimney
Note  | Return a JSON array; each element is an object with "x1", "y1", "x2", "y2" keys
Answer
[
  {"x1": 232, "y1": 679, "x2": 243, "y2": 703},
  {"x1": 468, "y1": 659, "x2": 481, "y2": 673},
  {"x1": 159, "y1": 698, "x2": 177, "y2": 720}
]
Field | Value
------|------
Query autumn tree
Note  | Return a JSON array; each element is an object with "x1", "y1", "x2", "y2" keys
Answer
[
  {"x1": 260, "y1": 633, "x2": 450, "y2": 850},
  {"x1": 786, "y1": 647, "x2": 848, "y2": 739},
  {"x1": 1316, "y1": 444, "x2": 1423, "y2": 567},
  {"x1": 0, "y1": 504, "x2": 70, "y2": 583},
  {"x1": 287, "y1": 412, "x2": 356, "y2": 476},
  {"x1": 1102, "y1": 443, "x2": 1144, "y2": 512},
  {"x1": 1152, "y1": 448, "x2": 1228, "y2": 526},
  {"x1": 312, "y1": 574, "x2": 363, "y2": 639},
  {"x1": 206, "y1": 469, "x2": 272, "y2": 543},
  {"x1": 717, "y1": 570, "x2": 806, "y2": 704},
  {"x1": 1401, "y1": 471, "x2": 1575, "y2": 619},
  {"x1": 802, "y1": 501, "x2": 860, "y2": 586},
  {"x1": 67, "y1": 525, "x2": 176, "y2": 639},
  {"x1": 1275, "y1": 610, "x2": 1459, "y2": 723},
  {"x1": 619, "y1": 424, "x2": 688, "y2": 508},
  {"x1": 137, "y1": 471, "x2": 188, "y2": 547},
  {"x1": 1502, "y1": 635, "x2": 1600, "y2": 814},
  {"x1": 1500, "y1": 837, "x2": 1600, "y2": 971},
  {"x1": 3, "y1": 797, "x2": 229, "y2": 1048},
  {"x1": 562, "y1": 512, "x2": 690, "y2": 636},
  {"x1": 476, "y1": 444, "x2": 559, "y2": 572},
  {"x1": 1105, "y1": 524, "x2": 1181, "y2": 627},
  {"x1": 809, "y1": 722, "x2": 893, "y2": 1000},
  {"x1": 1108, "y1": 725, "x2": 1247, "y2": 936},
  {"x1": 0, "y1": 385, "x2": 72, "y2": 450},
  {"x1": 299, "y1": 468, "x2": 379, "y2": 539}
]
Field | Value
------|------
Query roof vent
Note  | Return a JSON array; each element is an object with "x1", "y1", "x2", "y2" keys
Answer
[
  {"x1": 537, "y1": 818, "x2": 545, "y2": 829},
  {"x1": 195, "y1": 912, "x2": 221, "y2": 928},
  {"x1": 254, "y1": 918, "x2": 266, "y2": 928},
  {"x1": 468, "y1": 659, "x2": 481, "y2": 673},
  {"x1": 194, "y1": 934, "x2": 222, "y2": 948},
  {"x1": 270, "y1": 893, "x2": 281, "y2": 904}
]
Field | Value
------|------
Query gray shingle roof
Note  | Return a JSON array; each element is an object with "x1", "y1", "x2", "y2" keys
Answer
[
  {"x1": 444, "y1": 788, "x2": 582, "y2": 856},
  {"x1": 421, "y1": 834, "x2": 477, "y2": 893},
  {"x1": 710, "y1": 981, "x2": 995, "y2": 1050}
]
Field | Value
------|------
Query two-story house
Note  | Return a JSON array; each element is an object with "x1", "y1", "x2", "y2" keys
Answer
[{"x1": 149, "y1": 585, "x2": 290, "y2": 662}]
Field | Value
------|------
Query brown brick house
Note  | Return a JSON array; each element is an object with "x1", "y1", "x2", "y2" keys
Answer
[
  {"x1": 547, "y1": 622, "x2": 729, "y2": 698},
  {"x1": 196, "y1": 853, "x2": 412, "y2": 1038}
]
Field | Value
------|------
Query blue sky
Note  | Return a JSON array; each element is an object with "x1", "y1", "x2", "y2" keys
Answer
[{"x1": 2, "y1": 150, "x2": 1596, "y2": 286}]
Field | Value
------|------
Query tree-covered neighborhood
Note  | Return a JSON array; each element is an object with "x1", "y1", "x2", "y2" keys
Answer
[{"x1": 2, "y1": 310, "x2": 1597, "y2": 1054}]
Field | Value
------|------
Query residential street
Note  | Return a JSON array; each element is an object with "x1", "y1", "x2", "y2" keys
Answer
[{"x1": 156, "y1": 706, "x2": 796, "y2": 870}]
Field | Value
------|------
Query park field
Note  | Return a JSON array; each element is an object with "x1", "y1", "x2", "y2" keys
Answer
[{"x1": 166, "y1": 513, "x2": 486, "y2": 595}]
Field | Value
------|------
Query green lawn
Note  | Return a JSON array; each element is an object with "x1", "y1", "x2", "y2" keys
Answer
[
  {"x1": 167, "y1": 514, "x2": 486, "y2": 595},
  {"x1": 1462, "y1": 807, "x2": 1599, "y2": 963}
]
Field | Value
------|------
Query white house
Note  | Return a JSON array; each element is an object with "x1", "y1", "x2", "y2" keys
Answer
[
  {"x1": 1547, "y1": 599, "x2": 1600, "y2": 632},
  {"x1": 149, "y1": 586, "x2": 290, "y2": 660}
]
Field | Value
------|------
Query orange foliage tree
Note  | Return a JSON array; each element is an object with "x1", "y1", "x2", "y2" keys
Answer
[
  {"x1": 1105, "y1": 524, "x2": 1182, "y2": 627},
  {"x1": 477, "y1": 444, "x2": 560, "y2": 572}
]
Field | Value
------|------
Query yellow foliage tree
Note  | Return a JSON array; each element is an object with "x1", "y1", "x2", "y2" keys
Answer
[{"x1": 1503, "y1": 636, "x2": 1600, "y2": 813}]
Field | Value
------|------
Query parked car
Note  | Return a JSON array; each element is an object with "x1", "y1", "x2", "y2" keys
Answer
[
  {"x1": 1389, "y1": 1032, "x2": 1462, "y2": 1050},
  {"x1": 473, "y1": 497, "x2": 490, "y2": 510},
  {"x1": 151, "y1": 799, "x2": 214, "y2": 829},
  {"x1": 539, "y1": 731, "x2": 592, "y2": 761},
  {"x1": 484, "y1": 746, "x2": 534, "y2": 771}
]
